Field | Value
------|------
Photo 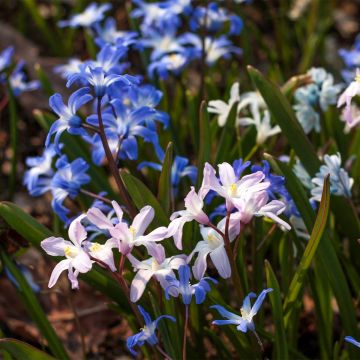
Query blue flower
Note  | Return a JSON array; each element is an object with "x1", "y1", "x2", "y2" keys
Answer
[
  {"x1": 86, "y1": 44, "x2": 129, "y2": 75},
  {"x1": 51, "y1": 156, "x2": 91, "y2": 222},
  {"x1": 0, "y1": 46, "x2": 14, "y2": 72},
  {"x1": 58, "y1": 2, "x2": 111, "y2": 28},
  {"x1": 94, "y1": 17, "x2": 138, "y2": 47},
  {"x1": 126, "y1": 305, "x2": 176, "y2": 356},
  {"x1": 211, "y1": 288, "x2": 273, "y2": 333},
  {"x1": 86, "y1": 99, "x2": 163, "y2": 163},
  {"x1": 293, "y1": 67, "x2": 342, "y2": 134},
  {"x1": 6, "y1": 61, "x2": 40, "y2": 97},
  {"x1": 311, "y1": 153, "x2": 353, "y2": 202},
  {"x1": 148, "y1": 52, "x2": 191, "y2": 79},
  {"x1": 164, "y1": 265, "x2": 217, "y2": 305},
  {"x1": 67, "y1": 66, "x2": 139, "y2": 98},
  {"x1": 190, "y1": 2, "x2": 243, "y2": 36},
  {"x1": 339, "y1": 34, "x2": 360, "y2": 83},
  {"x1": 138, "y1": 155, "x2": 197, "y2": 193},
  {"x1": 23, "y1": 144, "x2": 57, "y2": 193},
  {"x1": 54, "y1": 58, "x2": 85, "y2": 79},
  {"x1": 345, "y1": 336, "x2": 360, "y2": 348},
  {"x1": 179, "y1": 34, "x2": 241, "y2": 65},
  {"x1": 46, "y1": 87, "x2": 93, "y2": 150},
  {"x1": 5, "y1": 264, "x2": 40, "y2": 293},
  {"x1": 131, "y1": 0, "x2": 181, "y2": 33}
]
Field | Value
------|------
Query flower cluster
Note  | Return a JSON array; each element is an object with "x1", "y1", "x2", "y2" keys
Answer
[
  {"x1": 293, "y1": 67, "x2": 342, "y2": 134},
  {"x1": 208, "y1": 82, "x2": 281, "y2": 145},
  {"x1": 132, "y1": 1, "x2": 243, "y2": 79}
]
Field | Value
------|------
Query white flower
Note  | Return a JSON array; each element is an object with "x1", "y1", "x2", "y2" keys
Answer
[{"x1": 207, "y1": 82, "x2": 240, "y2": 127}]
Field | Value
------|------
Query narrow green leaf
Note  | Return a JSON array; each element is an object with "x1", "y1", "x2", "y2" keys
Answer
[
  {"x1": 283, "y1": 175, "x2": 330, "y2": 324},
  {"x1": 157, "y1": 142, "x2": 173, "y2": 215},
  {"x1": 120, "y1": 170, "x2": 169, "y2": 227},
  {"x1": 34, "y1": 64, "x2": 55, "y2": 97},
  {"x1": 265, "y1": 157, "x2": 358, "y2": 339},
  {"x1": 265, "y1": 260, "x2": 289, "y2": 360},
  {"x1": 0, "y1": 202, "x2": 129, "y2": 309},
  {"x1": 1, "y1": 254, "x2": 69, "y2": 359},
  {"x1": 215, "y1": 101, "x2": 239, "y2": 164},
  {"x1": 0, "y1": 339, "x2": 55, "y2": 360},
  {"x1": 247, "y1": 65, "x2": 320, "y2": 175}
]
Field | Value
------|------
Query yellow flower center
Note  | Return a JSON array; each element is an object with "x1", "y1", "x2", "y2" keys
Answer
[
  {"x1": 355, "y1": 74, "x2": 360, "y2": 83},
  {"x1": 229, "y1": 183, "x2": 238, "y2": 196},
  {"x1": 64, "y1": 246, "x2": 78, "y2": 258},
  {"x1": 129, "y1": 226, "x2": 136, "y2": 240},
  {"x1": 151, "y1": 258, "x2": 160, "y2": 271},
  {"x1": 90, "y1": 243, "x2": 101, "y2": 252},
  {"x1": 240, "y1": 308, "x2": 252, "y2": 321},
  {"x1": 123, "y1": 97, "x2": 131, "y2": 106}
]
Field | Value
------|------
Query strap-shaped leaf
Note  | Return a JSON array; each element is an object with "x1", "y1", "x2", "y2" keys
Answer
[
  {"x1": 265, "y1": 260, "x2": 289, "y2": 360},
  {"x1": 197, "y1": 101, "x2": 210, "y2": 188},
  {"x1": 120, "y1": 170, "x2": 168, "y2": 227},
  {"x1": 1, "y1": 254, "x2": 69, "y2": 359},
  {"x1": 0, "y1": 339, "x2": 55, "y2": 360}
]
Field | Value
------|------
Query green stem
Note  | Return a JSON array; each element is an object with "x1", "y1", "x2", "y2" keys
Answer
[{"x1": 182, "y1": 305, "x2": 189, "y2": 360}]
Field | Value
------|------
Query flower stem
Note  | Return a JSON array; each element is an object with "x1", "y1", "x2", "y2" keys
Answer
[
  {"x1": 224, "y1": 212, "x2": 244, "y2": 301},
  {"x1": 80, "y1": 189, "x2": 112, "y2": 205},
  {"x1": 96, "y1": 97, "x2": 137, "y2": 218},
  {"x1": 156, "y1": 345, "x2": 173, "y2": 360},
  {"x1": 182, "y1": 305, "x2": 189, "y2": 360}
]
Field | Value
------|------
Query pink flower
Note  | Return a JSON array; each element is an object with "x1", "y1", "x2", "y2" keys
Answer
[
  {"x1": 86, "y1": 200, "x2": 124, "y2": 231},
  {"x1": 167, "y1": 186, "x2": 209, "y2": 250},
  {"x1": 234, "y1": 190, "x2": 291, "y2": 230},
  {"x1": 188, "y1": 213, "x2": 241, "y2": 280},
  {"x1": 109, "y1": 205, "x2": 168, "y2": 257},
  {"x1": 203, "y1": 162, "x2": 270, "y2": 211},
  {"x1": 337, "y1": 68, "x2": 360, "y2": 128},
  {"x1": 41, "y1": 215, "x2": 93, "y2": 289},
  {"x1": 128, "y1": 248, "x2": 186, "y2": 302}
]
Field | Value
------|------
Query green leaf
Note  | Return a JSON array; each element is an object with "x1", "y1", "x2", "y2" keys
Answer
[
  {"x1": 0, "y1": 254, "x2": 69, "y2": 359},
  {"x1": 157, "y1": 142, "x2": 173, "y2": 215},
  {"x1": 265, "y1": 260, "x2": 289, "y2": 360},
  {"x1": 0, "y1": 202, "x2": 129, "y2": 309},
  {"x1": 120, "y1": 170, "x2": 169, "y2": 227},
  {"x1": 215, "y1": 101, "x2": 239, "y2": 164},
  {"x1": 34, "y1": 64, "x2": 55, "y2": 97},
  {"x1": 0, "y1": 339, "x2": 55, "y2": 360},
  {"x1": 247, "y1": 65, "x2": 320, "y2": 176},
  {"x1": 265, "y1": 157, "x2": 358, "y2": 339},
  {"x1": 283, "y1": 175, "x2": 330, "y2": 324}
]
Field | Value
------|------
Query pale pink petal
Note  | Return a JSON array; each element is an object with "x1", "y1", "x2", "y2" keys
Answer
[
  {"x1": 138, "y1": 226, "x2": 168, "y2": 243},
  {"x1": 71, "y1": 251, "x2": 93, "y2": 273},
  {"x1": 237, "y1": 171, "x2": 266, "y2": 190},
  {"x1": 184, "y1": 187, "x2": 209, "y2": 224},
  {"x1": 192, "y1": 248, "x2": 210, "y2": 279},
  {"x1": 218, "y1": 163, "x2": 237, "y2": 186},
  {"x1": 145, "y1": 242, "x2": 165, "y2": 263},
  {"x1": 87, "y1": 207, "x2": 113, "y2": 229},
  {"x1": 91, "y1": 244, "x2": 116, "y2": 271},
  {"x1": 68, "y1": 214, "x2": 87, "y2": 246},
  {"x1": 210, "y1": 246, "x2": 231, "y2": 279},
  {"x1": 203, "y1": 162, "x2": 223, "y2": 194},
  {"x1": 68, "y1": 267, "x2": 80, "y2": 289},
  {"x1": 48, "y1": 259, "x2": 71, "y2": 288},
  {"x1": 167, "y1": 216, "x2": 190, "y2": 250},
  {"x1": 111, "y1": 200, "x2": 124, "y2": 221},
  {"x1": 109, "y1": 222, "x2": 130, "y2": 240},
  {"x1": 132, "y1": 206, "x2": 154, "y2": 236},
  {"x1": 130, "y1": 269, "x2": 154, "y2": 302},
  {"x1": 41, "y1": 236, "x2": 68, "y2": 256}
]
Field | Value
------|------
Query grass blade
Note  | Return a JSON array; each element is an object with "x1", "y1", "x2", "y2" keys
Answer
[
  {"x1": 265, "y1": 260, "x2": 289, "y2": 360},
  {"x1": 0, "y1": 339, "x2": 55, "y2": 360},
  {"x1": 157, "y1": 142, "x2": 173, "y2": 215},
  {"x1": 0, "y1": 254, "x2": 69, "y2": 359}
]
